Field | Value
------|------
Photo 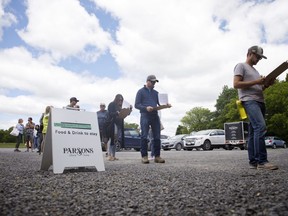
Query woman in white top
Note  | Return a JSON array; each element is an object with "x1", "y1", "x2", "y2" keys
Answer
[{"x1": 14, "y1": 118, "x2": 24, "y2": 152}]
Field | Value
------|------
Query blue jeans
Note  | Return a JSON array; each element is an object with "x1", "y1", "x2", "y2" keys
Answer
[
  {"x1": 150, "y1": 139, "x2": 155, "y2": 157},
  {"x1": 33, "y1": 137, "x2": 38, "y2": 149},
  {"x1": 109, "y1": 124, "x2": 122, "y2": 157},
  {"x1": 140, "y1": 113, "x2": 161, "y2": 157},
  {"x1": 242, "y1": 100, "x2": 268, "y2": 165}
]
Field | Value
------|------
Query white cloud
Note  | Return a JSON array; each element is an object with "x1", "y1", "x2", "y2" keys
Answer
[
  {"x1": 1, "y1": 0, "x2": 288, "y2": 137},
  {"x1": 17, "y1": 0, "x2": 113, "y2": 63}
]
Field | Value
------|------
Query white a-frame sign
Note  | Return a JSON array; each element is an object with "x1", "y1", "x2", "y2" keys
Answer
[{"x1": 40, "y1": 108, "x2": 105, "y2": 174}]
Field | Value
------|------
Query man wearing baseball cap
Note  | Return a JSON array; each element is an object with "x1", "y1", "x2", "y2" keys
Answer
[
  {"x1": 234, "y1": 45, "x2": 278, "y2": 170},
  {"x1": 135, "y1": 75, "x2": 165, "y2": 164},
  {"x1": 67, "y1": 97, "x2": 80, "y2": 110}
]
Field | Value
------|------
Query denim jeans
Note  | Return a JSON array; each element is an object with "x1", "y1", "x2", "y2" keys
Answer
[
  {"x1": 140, "y1": 113, "x2": 161, "y2": 157},
  {"x1": 242, "y1": 100, "x2": 268, "y2": 165},
  {"x1": 109, "y1": 124, "x2": 122, "y2": 157},
  {"x1": 37, "y1": 133, "x2": 43, "y2": 152},
  {"x1": 33, "y1": 137, "x2": 38, "y2": 149}
]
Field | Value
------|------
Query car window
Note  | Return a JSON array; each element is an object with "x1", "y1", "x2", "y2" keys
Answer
[
  {"x1": 161, "y1": 135, "x2": 169, "y2": 139},
  {"x1": 124, "y1": 131, "x2": 131, "y2": 136},
  {"x1": 195, "y1": 130, "x2": 211, "y2": 135},
  {"x1": 217, "y1": 130, "x2": 225, "y2": 135},
  {"x1": 210, "y1": 131, "x2": 217, "y2": 136},
  {"x1": 129, "y1": 130, "x2": 140, "y2": 136}
]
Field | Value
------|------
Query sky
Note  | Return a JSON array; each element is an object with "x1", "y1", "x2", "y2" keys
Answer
[{"x1": 1, "y1": 0, "x2": 288, "y2": 136}]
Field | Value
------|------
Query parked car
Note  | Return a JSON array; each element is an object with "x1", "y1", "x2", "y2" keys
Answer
[
  {"x1": 161, "y1": 134, "x2": 188, "y2": 151},
  {"x1": 183, "y1": 129, "x2": 225, "y2": 151},
  {"x1": 265, "y1": 136, "x2": 286, "y2": 149},
  {"x1": 123, "y1": 128, "x2": 142, "y2": 151},
  {"x1": 121, "y1": 128, "x2": 153, "y2": 151},
  {"x1": 161, "y1": 134, "x2": 169, "y2": 142}
]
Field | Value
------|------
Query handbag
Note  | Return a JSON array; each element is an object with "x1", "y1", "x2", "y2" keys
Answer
[{"x1": 10, "y1": 127, "x2": 19, "y2": 136}]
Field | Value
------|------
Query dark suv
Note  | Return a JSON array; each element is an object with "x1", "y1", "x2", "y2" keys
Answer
[{"x1": 123, "y1": 128, "x2": 142, "y2": 151}]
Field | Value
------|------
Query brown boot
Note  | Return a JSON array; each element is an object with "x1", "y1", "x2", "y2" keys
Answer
[
  {"x1": 141, "y1": 156, "x2": 149, "y2": 164},
  {"x1": 154, "y1": 156, "x2": 165, "y2": 163}
]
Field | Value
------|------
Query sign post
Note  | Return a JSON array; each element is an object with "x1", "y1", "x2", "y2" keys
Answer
[{"x1": 40, "y1": 108, "x2": 105, "y2": 174}]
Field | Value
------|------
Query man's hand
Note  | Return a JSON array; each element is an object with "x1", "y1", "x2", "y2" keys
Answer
[{"x1": 146, "y1": 106, "x2": 154, "y2": 112}]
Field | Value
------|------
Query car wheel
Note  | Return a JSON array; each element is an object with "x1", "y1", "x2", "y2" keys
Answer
[
  {"x1": 115, "y1": 142, "x2": 121, "y2": 152},
  {"x1": 202, "y1": 140, "x2": 211, "y2": 151},
  {"x1": 175, "y1": 143, "x2": 182, "y2": 151},
  {"x1": 272, "y1": 144, "x2": 277, "y2": 149},
  {"x1": 283, "y1": 143, "x2": 287, "y2": 148},
  {"x1": 244, "y1": 142, "x2": 248, "y2": 150},
  {"x1": 224, "y1": 144, "x2": 233, "y2": 150}
]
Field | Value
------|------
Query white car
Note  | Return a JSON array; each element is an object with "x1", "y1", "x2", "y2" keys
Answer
[
  {"x1": 183, "y1": 129, "x2": 225, "y2": 151},
  {"x1": 161, "y1": 134, "x2": 188, "y2": 151}
]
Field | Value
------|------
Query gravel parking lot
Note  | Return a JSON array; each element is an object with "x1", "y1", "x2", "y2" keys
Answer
[{"x1": 1, "y1": 148, "x2": 288, "y2": 215}]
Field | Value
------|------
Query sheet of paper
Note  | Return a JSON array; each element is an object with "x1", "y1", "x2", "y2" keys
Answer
[
  {"x1": 159, "y1": 93, "x2": 168, "y2": 105},
  {"x1": 122, "y1": 100, "x2": 132, "y2": 109}
]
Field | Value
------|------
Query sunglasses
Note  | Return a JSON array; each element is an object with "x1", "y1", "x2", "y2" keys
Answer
[
  {"x1": 150, "y1": 80, "x2": 156, "y2": 84},
  {"x1": 253, "y1": 53, "x2": 262, "y2": 60}
]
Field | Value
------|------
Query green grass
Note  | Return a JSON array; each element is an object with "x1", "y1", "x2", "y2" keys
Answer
[{"x1": 0, "y1": 143, "x2": 25, "y2": 148}]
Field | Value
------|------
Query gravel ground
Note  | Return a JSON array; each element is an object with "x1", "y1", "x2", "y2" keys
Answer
[{"x1": 1, "y1": 148, "x2": 288, "y2": 216}]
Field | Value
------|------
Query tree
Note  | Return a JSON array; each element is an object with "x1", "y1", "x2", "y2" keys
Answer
[
  {"x1": 0, "y1": 127, "x2": 17, "y2": 143},
  {"x1": 175, "y1": 125, "x2": 189, "y2": 135},
  {"x1": 214, "y1": 85, "x2": 238, "y2": 116},
  {"x1": 212, "y1": 85, "x2": 240, "y2": 128},
  {"x1": 180, "y1": 107, "x2": 213, "y2": 133},
  {"x1": 264, "y1": 81, "x2": 288, "y2": 141},
  {"x1": 124, "y1": 122, "x2": 139, "y2": 129}
]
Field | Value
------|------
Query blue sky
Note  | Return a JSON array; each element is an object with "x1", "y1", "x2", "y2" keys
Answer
[
  {"x1": 1, "y1": 0, "x2": 288, "y2": 136},
  {"x1": 1, "y1": 0, "x2": 120, "y2": 79}
]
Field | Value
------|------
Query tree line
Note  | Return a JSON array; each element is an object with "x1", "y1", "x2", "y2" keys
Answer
[{"x1": 177, "y1": 75, "x2": 288, "y2": 142}]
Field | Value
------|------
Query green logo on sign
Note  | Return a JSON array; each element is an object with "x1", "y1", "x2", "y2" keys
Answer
[{"x1": 54, "y1": 122, "x2": 91, "y2": 130}]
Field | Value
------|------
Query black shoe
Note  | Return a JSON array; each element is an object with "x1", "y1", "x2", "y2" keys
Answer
[{"x1": 249, "y1": 162, "x2": 257, "y2": 169}]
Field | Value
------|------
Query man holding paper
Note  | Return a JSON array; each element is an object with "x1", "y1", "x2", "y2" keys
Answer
[
  {"x1": 234, "y1": 45, "x2": 278, "y2": 170},
  {"x1": 135, "y1": 75, "x2": 171, "y2": 164}
]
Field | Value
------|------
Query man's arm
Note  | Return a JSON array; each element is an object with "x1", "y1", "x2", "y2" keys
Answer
[
  {"x1": 135, "y1": 89, "x2": 146, "y2": 111},
  {"x1": 233, "y1": 75, "x2": 264, "y2": 89}
]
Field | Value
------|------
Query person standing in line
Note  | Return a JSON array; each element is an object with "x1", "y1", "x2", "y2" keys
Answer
[
  {"x1": 234, "y1": 45, "x2": 278, "y2": 170},
  {"x1": 67, "y1": 97, "x2": 80, "y2": 110},
  {"x1": 32, "y1": 125, "x2": 40, "y2": 152},
  {"x1": 105, "y1": 94, "x2": 126, "y2": 161},
  {"x1": 14, "y1": 118, "x2": 24, "y2": 152},
  {"x1": 97, "y1": 103, "x2": 109, "y2": 156},
  {"x1": 37, "y1": 114, "x2": 44, "y2": 154},
  {"x1": 135, "y1": 75, "x2": 170, "y2": 164},
  {"x1": 40, "y1": 106, "x2": 53, "y2": 155},
  {"x1": 24, "y1": 117, "x2": 35, "y2": 152}
]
